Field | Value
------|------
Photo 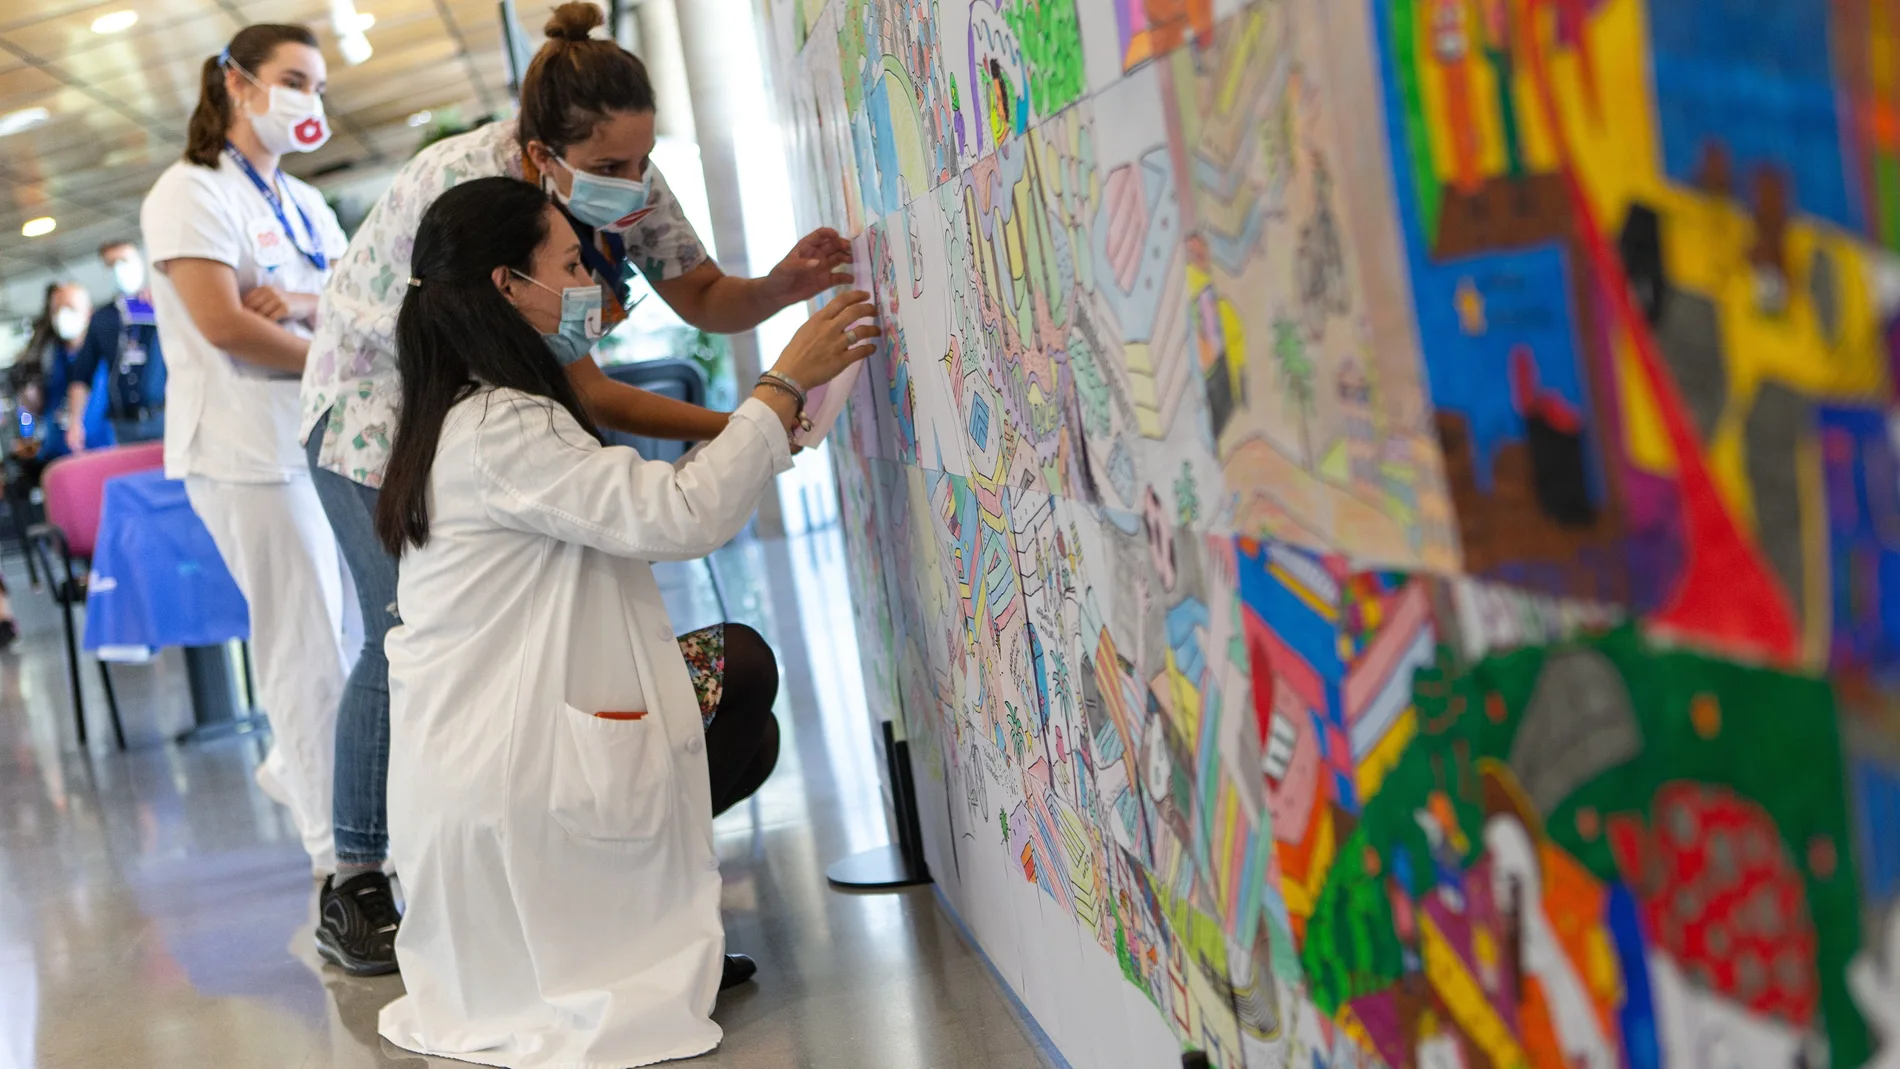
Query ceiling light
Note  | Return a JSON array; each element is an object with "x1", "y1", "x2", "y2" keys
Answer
[
  {"x1": 21, "y1": 217, "x2": 56, "y2": 238},
  {"x1": 338, "y1": 31, "x2": 373, "y2": 65},
  {"x1": 90, "y1": 10, "x2": 139, "y2": 34},
  {"x1": 0, "y1": 107, "x2": 49, "y2": 137},
  {"x1": 352, "y1": 12, "x2": 375, "y2": 31},
  {"x1": 406, "y1": 109, "x2": 432, "y2": 128}
]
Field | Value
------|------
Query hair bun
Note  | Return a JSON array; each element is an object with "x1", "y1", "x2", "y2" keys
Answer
[{"x1": 544, "y1": 2, "x2": 604, "y2": 42}]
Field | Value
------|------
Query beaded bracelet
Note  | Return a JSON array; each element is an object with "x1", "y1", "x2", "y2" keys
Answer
[
  {"x1": 758, "y1": 369, "x2": 807, "y2": 407},
  {"x1": 755, "y1": 376, "x2": 814, "y2": 434}
]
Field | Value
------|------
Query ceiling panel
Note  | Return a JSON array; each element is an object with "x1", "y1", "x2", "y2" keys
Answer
[
  {"x1": 0, "y1": 63, "x2": 59, "y2": 104},
  {"x1": 50, "y1": 14, "x2": 240, "y2": 83},
  {"x1": 1, "y1": 0, "x2": 229, "y2": 61},
  {"x1": 83, "y1": 66, "x2": 206, "y2": 124},
  {"x1": 0, "y1": 0, "x2": 515, "y2": 281},
  {"x1": 45, "y1": 161, "x2": 175, "y2": 207}
]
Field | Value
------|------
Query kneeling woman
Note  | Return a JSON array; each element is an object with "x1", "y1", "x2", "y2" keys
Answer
[{"x1": 375, "y1": 176, "x2": 874, "y2": 1067}]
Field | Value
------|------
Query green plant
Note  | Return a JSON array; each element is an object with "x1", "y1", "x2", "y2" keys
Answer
[
  {"x1": 411, "y1": 107, "x2": 479, "y2": 158},
  {"x1": 682, "y1": 328, "x2": 733, "y2": 403},
  {"x1": 1272, "y1": 314, "x2": 1317, "y2": 465}
]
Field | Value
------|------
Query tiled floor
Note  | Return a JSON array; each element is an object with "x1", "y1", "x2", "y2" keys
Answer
[{"x1": 0, "y1": 527, "x2": 1056, "y2": 1068}]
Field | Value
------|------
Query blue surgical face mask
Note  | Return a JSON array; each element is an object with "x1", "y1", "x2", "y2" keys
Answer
[
  {"x1": 512, "y1": 271, "x2": 603, "y2": 365},
  {"x1": 550, "y1": 157, "x2": 654, "y2": 232}
]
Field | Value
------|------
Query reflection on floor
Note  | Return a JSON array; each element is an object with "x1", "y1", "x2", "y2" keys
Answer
[{"x1": 0, "y1": 526, "x2": 1056, "y2": 1068}]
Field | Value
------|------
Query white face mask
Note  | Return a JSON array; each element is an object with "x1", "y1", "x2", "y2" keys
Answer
[
  {"x1": 110, "y1": 255, "x2": 145, "y2": 296},
  {"x1": 52, "y1": 307, "x2": 87, "y2": 343},
  {"x1": 231, "y1": 60, "x2": 331, "y2": 155}
]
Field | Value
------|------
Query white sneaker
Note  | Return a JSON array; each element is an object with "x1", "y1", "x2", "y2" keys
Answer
[
  {"x1": 255, "y1": 749, "x2": 335, "y2": 875},
  {"x1": 254, "y1": 748, "x2": 294, "y2": 809}
]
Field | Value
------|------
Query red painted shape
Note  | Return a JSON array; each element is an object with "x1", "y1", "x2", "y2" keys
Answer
[
  {"x1": 1609, "y1": 784, "x2": 1819, "y2": 1027},
  {"x1": 1521, "y1": 2, "x2": 1801, "y2": 662}
]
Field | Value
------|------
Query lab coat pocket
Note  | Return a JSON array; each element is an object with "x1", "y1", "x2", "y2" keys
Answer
[{"x1": 548, "y1": 703, "x2": 676, "y2": 845}]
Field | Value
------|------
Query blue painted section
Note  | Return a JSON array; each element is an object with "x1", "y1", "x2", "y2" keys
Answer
[
  {"x1": 1089, "y1": 150, "x2": 1177, "y2": 344},
  {"x1": 1855, "y1": 759, "x2": 1900, "y2": 904},
  {"x1": 1647, "y1": 0, "x2": 1857, "y2": 233},
  {"x1": 1028, "y1": 621, "x2": 1050, "y2": 729},
  {"x1": 1608, "y1": 881, "x2": 1661, "y2": 1069},
  {"x1": 1164, "y1": 597, "x2": 1209, "y2": 683},
  {"x1": 1818, "y1": 405, "x2": 1900, "y2": 675},
  {"x1": 1368, "y1": 0, "x2": 1603, "y2": 503},
  {"x1": 1235, "y1": 542, "x2": 1343, "y2": 694},
  {"x1": 1411, "y1": 246, "x2": 1600, "y2": 500}
]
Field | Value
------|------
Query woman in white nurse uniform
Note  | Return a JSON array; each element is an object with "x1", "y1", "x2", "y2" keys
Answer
[
  {"x1": 373, "y1": 176, "x2": 876, "y2": 1067},
  {"x1": 142, "y1": 23, "x2": 355, "y2": 873}
]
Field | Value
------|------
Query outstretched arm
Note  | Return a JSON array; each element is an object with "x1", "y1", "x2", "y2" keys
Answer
[
  {"x1": 565, "y1": 357, "x2": 730, "y2": 442},
  {"x1": 649, "y1": 227, "x2": 851, "y2": 334}
]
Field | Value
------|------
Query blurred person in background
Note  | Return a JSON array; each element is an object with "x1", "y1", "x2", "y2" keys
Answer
[
  {"x1": 0, "y1": 288, "x2": 76, "y2": 651},
  {"x1": 143, "y1": 22, "x2": 356, "y2": 877},
  {"x1": 66, "y1": 240, "x2": 167, "y2": 448},
  {"x1": 23, "y1": 283, "x2": 107, "y2": 467}
]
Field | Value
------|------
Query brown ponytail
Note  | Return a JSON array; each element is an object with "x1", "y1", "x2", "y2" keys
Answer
[
  {"x1": 184, "y1": 23, "x2": 319, "y2": 168},
  {"x1": 518, "y1": 2, "x2": 656, "y2": 157}
]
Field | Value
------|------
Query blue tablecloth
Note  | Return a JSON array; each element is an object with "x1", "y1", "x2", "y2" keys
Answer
[{"x1": 84, "y1": 470, "x2": 249, "y2": 659}]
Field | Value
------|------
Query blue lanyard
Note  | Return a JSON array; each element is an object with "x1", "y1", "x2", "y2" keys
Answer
[
  {"x1": 559, "y1": 204, "x2": 635, "y2": 308},
  {"x1": 225, "y1": 144, "x2": 327, "y2": 271}
]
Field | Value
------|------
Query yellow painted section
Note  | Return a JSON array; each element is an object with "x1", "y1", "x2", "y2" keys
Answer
[
  {"x1": 1277, "y1": 804, "x2": 1336, "y2": 921},
  {"x1": 1337, "y1": 1005, "x2": 1381, "y2": 1062},
  {"x1": 1355, "y1": 707, "x2": 1418, "y2": 800},
  {"x1": 1616, "y1": 331, "x2": 1675, "y2": 476},
  {"x1": 879, "y1": 62, "x2": 930, "y2": 201},
  {"x1": 1217, "y1": 8, "x2": 1264, "y2": 114},
  {"x1": 1421, "y1": 911, "x2": 1532, "y2": 1069}
]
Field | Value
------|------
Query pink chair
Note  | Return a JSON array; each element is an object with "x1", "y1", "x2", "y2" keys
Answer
[{"x1": 30, "y1": 441, "x2": 166, "y2": 750}]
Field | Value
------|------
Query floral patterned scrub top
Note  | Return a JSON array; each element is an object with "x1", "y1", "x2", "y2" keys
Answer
[{"x1": 299, "y1": 118, "x2": 710, "y2": 487}]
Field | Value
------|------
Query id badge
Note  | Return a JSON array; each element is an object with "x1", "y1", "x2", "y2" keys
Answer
[
  {"x1": 121, "y1": 339, "x2": 147, "y2": 367},
  {"x1": 248, "y1": 217, "x2": 293, "y2": 269}
]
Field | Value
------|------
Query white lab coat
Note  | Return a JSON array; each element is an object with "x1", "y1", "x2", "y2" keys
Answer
[{"x1": 379, "y1": 389, "x2": 792, "y2": 1068}]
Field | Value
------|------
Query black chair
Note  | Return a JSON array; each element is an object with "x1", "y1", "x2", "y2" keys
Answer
[
  {"x1": 2, "y1": 486, "x2": 40, "y2": 589},
  {"x1": 599, "y1": 357, "x2": 708, "y2": 463},
  {"x1": 600, "y1": 359, "x2": 730, "y2": 617}
]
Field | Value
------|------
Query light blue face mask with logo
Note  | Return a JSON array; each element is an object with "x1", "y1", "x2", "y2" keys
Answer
[
  {"x1": 552, "y1": 157, "x2": 654, "y2": 232},
  {"x1": 512, "y1": 271, "x2": 603, "y2": 366}
]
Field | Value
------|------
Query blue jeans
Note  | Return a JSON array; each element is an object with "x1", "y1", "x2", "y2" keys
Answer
[{"x1": 306, "y1": 421, "x2": 398, "y2": 867}]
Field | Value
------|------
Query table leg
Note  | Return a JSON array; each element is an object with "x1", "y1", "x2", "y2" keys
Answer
[{"x1": 174, "y1": 642, "x2": 269, "y2": 745}]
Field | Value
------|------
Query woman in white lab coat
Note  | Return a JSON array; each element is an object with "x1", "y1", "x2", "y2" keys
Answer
[
  {"x1": 374, "y1": 177, "x2": 876, "y2": 1068},
  {"x1": 144, "y1": 23, "x2": 355, "y2": 873}
]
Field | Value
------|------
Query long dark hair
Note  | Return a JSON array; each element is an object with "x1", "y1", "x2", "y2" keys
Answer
[
  {"x1": 519, "y1": 2, "x2": 656, "y2": 157},
  {"x1": 10, "y1": 283, "x2": 62, "y2": 398},
  {"x1": 375, "y1": 176, "x2": 602, "y2": 555},
  {"x1": 186, "y1": 24, "x2": 319, "y2": 168}
]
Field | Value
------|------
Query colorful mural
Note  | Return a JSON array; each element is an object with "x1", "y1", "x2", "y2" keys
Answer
[{"x1": 756, "y1": 0, "x2": 1900, "y2": 1065}]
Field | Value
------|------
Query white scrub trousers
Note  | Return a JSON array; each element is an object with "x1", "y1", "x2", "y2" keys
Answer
[{"x1": 186, "y1": 474, "x2": 356, "y2": 873}]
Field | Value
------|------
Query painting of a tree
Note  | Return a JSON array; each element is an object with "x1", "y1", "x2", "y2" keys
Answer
[{"x1": 1273, "y1": 315, "x2": 1317, "y2": 465}]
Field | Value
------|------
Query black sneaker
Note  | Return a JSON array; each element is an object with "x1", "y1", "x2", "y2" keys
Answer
[
  {"x1": 315, "y1": 871, "x2": 401, "y2": 976},
  {"x1": 720, "y1": 953, "x2": 757, "y2": 990}
]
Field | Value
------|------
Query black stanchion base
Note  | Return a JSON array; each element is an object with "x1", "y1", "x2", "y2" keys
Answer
[
  {"x1": 824, "y1": 719, "x2": 933, "y2": 892},
  {"x1": 826, "y1": 844, "x2": 931, "y2": 890}
]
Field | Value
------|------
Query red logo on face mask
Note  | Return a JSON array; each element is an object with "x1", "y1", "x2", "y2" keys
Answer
[
  {"x1": 294, "y1": 117, "x2": 326, "y2": 145},
  {"x1": 611, "y1": 206, "x2": 657, "y2": 230}
]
